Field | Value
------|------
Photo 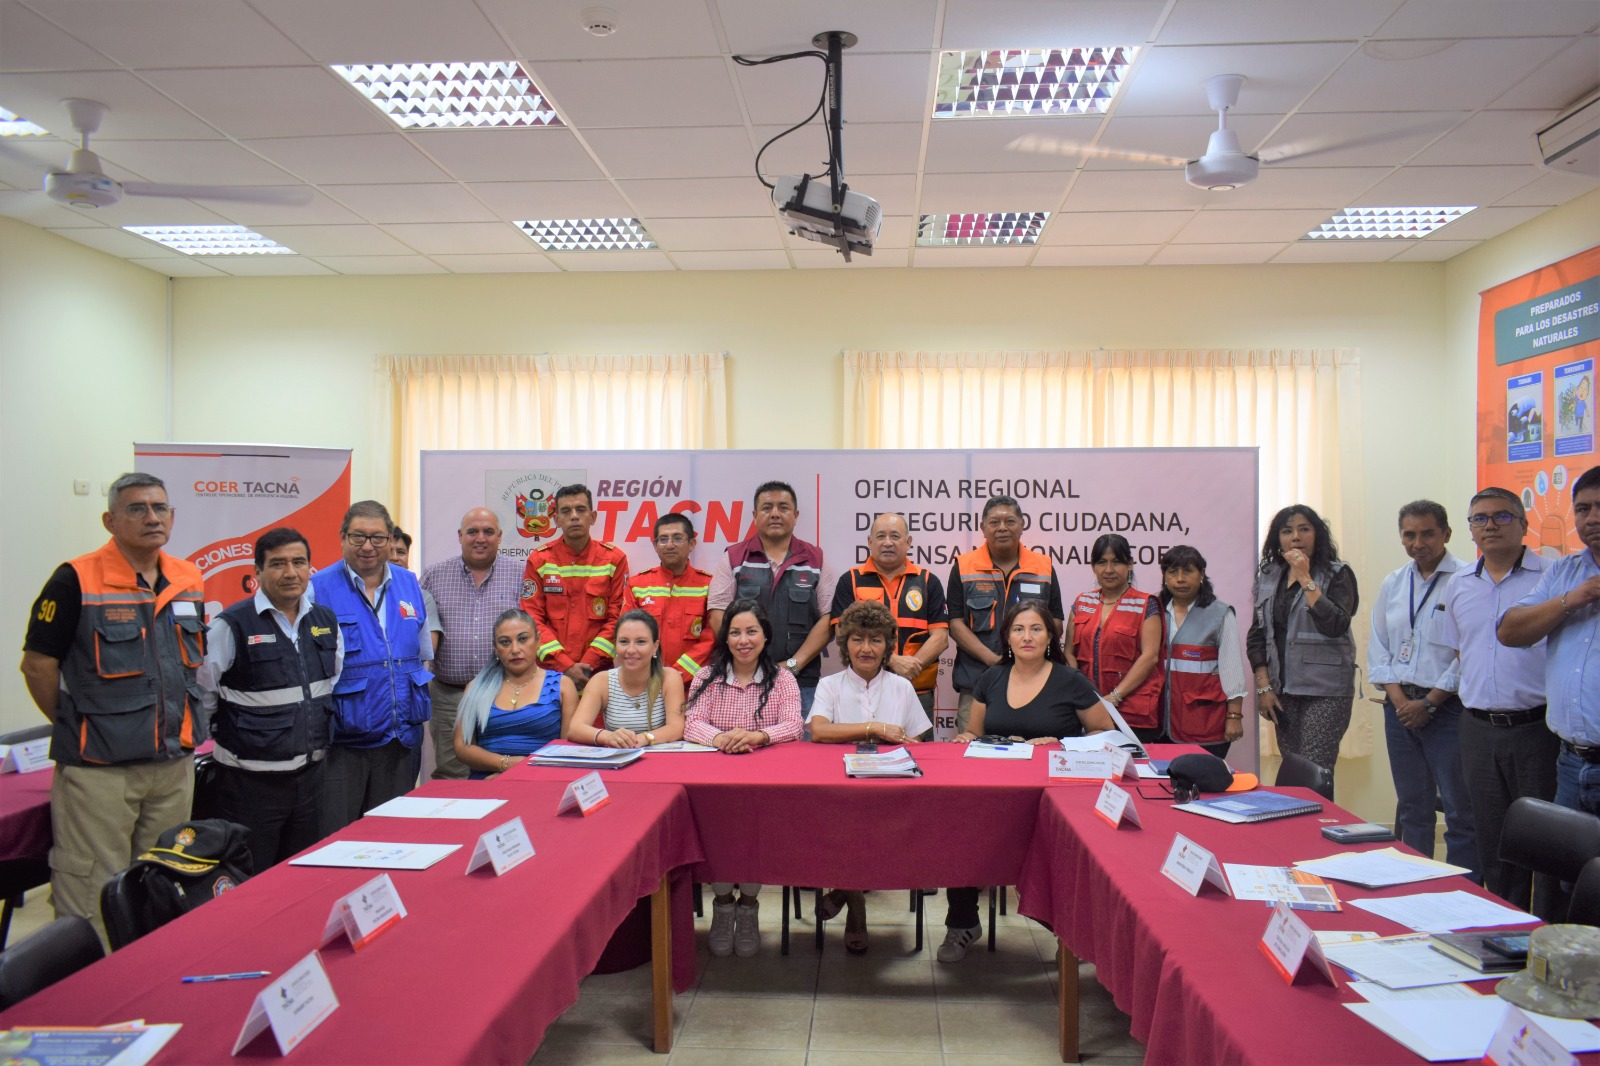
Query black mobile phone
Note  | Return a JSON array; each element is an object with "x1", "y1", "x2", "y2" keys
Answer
[
  {"x1": 1484, "y1": 934, "x2": 1530, "y2": 959},
  {"x1": 976, "y1": 735, "x2": 1008, "y2": 745},
  {"x1": 855, "y1": 742, "x2": 879, "y2": 754}
]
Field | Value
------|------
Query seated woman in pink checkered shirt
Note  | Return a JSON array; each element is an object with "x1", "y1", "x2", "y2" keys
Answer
[{"x1": 683, "y1": 599, "x2": 803, "y2": 957}]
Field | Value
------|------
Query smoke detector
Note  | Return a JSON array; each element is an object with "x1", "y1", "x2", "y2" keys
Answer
[{"x1": 581, "y1": 6, "x2": 619, "y2": 36}]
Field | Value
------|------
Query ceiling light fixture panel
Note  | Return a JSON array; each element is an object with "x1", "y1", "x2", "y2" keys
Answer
[
  {"x1": 0, "y1": 105, "x2": 48, "y2": 136},
  {"x1": 917, "y1": 212, "x2": 1049, "y2": 246},
  {"x1": 332, "y1": 62, "x2": 563, "y2": 129},
  {"x1": 1305, "y1": 206, "x2": 1476, "y2": 239},
  {"x1": 517, "y1": 218, "x2": 657, "y2": 251},
  {"x1": 125, "y1": 225, "x2": 296, "y2": 255},
  {"x1": 934, "y1": 47, "x2": 1135, "y2": 118}
]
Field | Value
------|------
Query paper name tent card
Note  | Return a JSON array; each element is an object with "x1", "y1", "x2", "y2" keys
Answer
[
  {"x1": 1174, "y1": 790, "x2": 1323, "y2": 824},
  {"x1": 529, "y1": 744, "x2": 643, "y2": 768}
]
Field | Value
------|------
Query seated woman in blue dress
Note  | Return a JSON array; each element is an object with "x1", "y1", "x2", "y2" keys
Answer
[{"x1": 453, "y1": 609, "x2": 578, "y2": 779}]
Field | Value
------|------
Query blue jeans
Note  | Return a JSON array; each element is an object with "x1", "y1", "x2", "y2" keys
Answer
[
  {"x1": 1555, "y1": 747, "x2": 1600, "y2": 817},
  {"x1": 1383, "y1": 698, "x2": 1478, "y2": 875},
  {"x1": 799, "y1": 684, "x2": 816, "y2": 741}
]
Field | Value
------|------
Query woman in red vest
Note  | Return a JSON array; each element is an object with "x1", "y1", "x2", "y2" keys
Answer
[
  {"x1": 1158, "y1": 545, "x2": 1247, "y2": 758},
  {"x1": 1068, "y1": 534, "x2": 1166, "y2": 741}
]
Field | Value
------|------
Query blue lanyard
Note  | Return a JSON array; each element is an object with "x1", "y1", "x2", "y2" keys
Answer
[{"x1": 1408, "y1": 567, "x2": 1443, "y2": 629}]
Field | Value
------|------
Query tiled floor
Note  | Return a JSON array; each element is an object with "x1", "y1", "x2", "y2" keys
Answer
[{"x1": 531, "y1": 890, "x2": 1147, "y2": 1065}]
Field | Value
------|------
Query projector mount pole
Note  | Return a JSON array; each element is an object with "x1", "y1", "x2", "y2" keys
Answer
[{"x1": 813, "y1": 30, "x2": 857, "y2": 259}]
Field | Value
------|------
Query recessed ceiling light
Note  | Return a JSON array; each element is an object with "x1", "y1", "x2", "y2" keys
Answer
[
  {"x1": 331, "y1": 62, "x2": 563, "y2": 129},
  {"x1": 0, "y1": 106, "x2": 48, "y2": 136},
  {"x1": 934, "y1": 48, "x2": 1136, "y2": 118},
  {"x1": 1305, "y1": 206, "x2": 1476, "y2": 239},
  {"x1": 124, "y1": 225, "x2": 297, "y2": 255},
  {"x1": 516, "y1": 219, "x2": 657, "y2": 251},
  {"x1": 916, "y1": 212, "x2": 1049, "y2": 246}
]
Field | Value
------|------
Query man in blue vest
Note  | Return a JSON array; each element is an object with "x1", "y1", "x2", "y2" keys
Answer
[
  {"x1": 311, "y1": 501, "x2": 433, "y2": 833},
  {"x1": 198, "y1": 528, "x2": 343, "y2": 871}
]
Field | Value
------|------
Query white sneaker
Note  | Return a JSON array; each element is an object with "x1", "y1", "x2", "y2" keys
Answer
[
  {"x1": 708, "y1": 898, "x2": 735, "y2": 957},
  {"x1": 936, "y1": 924, "x2": 981, "y2": 963},
  {"x1": 733, "y1": 898, "x2": 760, "y2": 958}
]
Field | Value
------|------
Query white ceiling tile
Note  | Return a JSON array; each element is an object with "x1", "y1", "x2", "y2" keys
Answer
[
  {"x1": 1492, "y1": 40, "x2": 1600, "y2": 110},
  {"x1": 413, "y1": 128, "x2": 606, "y2": 182},
  {"x1": 1410, "y1": 111, "x2": 1556, "y2": 167},
  {"x1": 1172, "y1": 207, "x2": 1330, "y2": 242},
  {"x1": 1155, "y1": 0, "x2": 1398, "y2": 45},
  {"x1": 49, "y1": 225, "x2": 182, "y2": 257},
  {"x1": 127, "y1": 256, "x2": 228, "y2": 276},
  {"x1": 432, "y1": 252, "x2": 560, "y2": 273},
  {"x1": 196, "y1": 189, "x2": 365, "y2": 226},
  {"x1": 141, "y1": 67, "x2": 391, "y2": 139},
  {"x1": 670, "y1": 249, "x2": 792, "y2": 270},
  {"x1": 1418, "y1": 205, "x2": 1549, "y2": 241},
  {"x1": 941, "y1": 0, "x2": 1167, "y2": 50},
  {"x1": 789, "y1": 247, "x2": 909, "y2": 268},
  {"x1": 1112, "y1": 43, "x2": 1355, "y2": 116},
  {"x1": 0, "y1": 188, "x2": 107, "y2": 227},
  {"x1": 26, "y1": 1, "x2": 309, "y2": 67},
  {"x1": 1388, "y1": 238, "x2": 1479, "y2": 262},
  {"x1": 546, "y1": 249, "x2": 675, "y2": 271},
  {"x1": 191, "y1": 255, "x2": 335, "y2": 275},
  {"x1": 1353, "y1": 164, "x2": 1544, "y2": 207},
  {"x1": 382, "y1": 221, "x2": 530, "y2": 254},
  {"x1": 582, "y1": 126, "x2": 756, "y2": 179},
  {"x1": 534, "y1": 58, "x2": 742, "y2": 128},
  {"x1": 322, "y1": 183, "x2": 499, "y2": 224},
  {"x1": 1259, "y1": 111, "x2": 1466, "y2": 168},
  {"x1": 1039, "y1": 210, "x2": 1193, "y2": 245},
  {"x1": 1082, "y1": 113, "x2": 1278, "y2": 170},
  {"x1": 1149, "y1": 242, "x2": 1289, "y2": 264},
  {"x1": 1203, "y1": 166, "x2": 1392, "y2": 209},
  {"x1": 93, "y1": 140, "x2": 299, "y2": 186},
  {"x1": 1271, "y1": 240, "x2": 1413, "y2": 263},
  {"x1": 244, "y1": 134, "x2": 451, "y2": 184},
  {"x1": 644, "y1": 216, "x2": 787, "y2": 251},
  {"x1": 911, "y1": 245, "x2": 1036, "y2": 268},
  {"x1": 1030, "y1": 244, "x2": 1160, "y2": 266},
  {"x1": 753, "y1": 122, "x2": 924, "y2": 178},
  {"x1": 616, "y1": 176, "x2": 776, "y2": 217},
  {"x1": 925, "y1": 115, "x2": 1105, "y2": 173},
  {"x1": 1495, "y1": 169, "x2": 1600, "y2": 207},
  {"x1": 917, "y1": 171, "x2": 1071, "y2": 212},
  {"x1": 0, "y1": 71, "x2": 222, "y2": 139},
  {"x1": 736, "y1": 52, "x2": 932, "y2": 126},
  {"x1": 485, "y1": 0, "x2": 721, "y2": 61},
  {"x1": 0, "y1": 1, "x2": 117, "y2": 72},
  {"x1": 251, "y1": 224, "x2": 414, "y2": 256},
  {"x1": 1057, "y1": 168, "x2": 1213, "y2": 211},
  {"x1": 248, "y1": 0, "x2": 512, "y2": 63},
  {"x1": 467, "y1": 180, "x2": 634, "y2": 220},
  {"x1": 63, "y1": 196, "x2": 233, "y2": 227},
  {"x1": 1304, "y1": 38, "x2": 1572, "y2": 113},
  {"x1": 717, "y1": 0, "x2": 940, "y2": 54},
  {"x1": 311, "y1": 255, "x2": 447, "y2": 274},
  {"x1": 0, "y1": 135, "x2": 69, "y2": 189},
  {"x1": 1374, "y1": 0, "x2": 1600, "y2": 39}
]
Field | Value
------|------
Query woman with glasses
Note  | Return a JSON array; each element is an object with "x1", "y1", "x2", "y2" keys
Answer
[{"x1": 565, "y1": 609, "x2": 685, "y2": 747}]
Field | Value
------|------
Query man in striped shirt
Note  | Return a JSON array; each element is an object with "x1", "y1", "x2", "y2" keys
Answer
[
  {"x1": 520, "y1": 484, "x2": 632, "y2": 691},
  {"x1": 629, "y1": 512, "x2": 715, "y2": 683}
]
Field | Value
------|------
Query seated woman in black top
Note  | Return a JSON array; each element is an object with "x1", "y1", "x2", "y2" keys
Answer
[{"x1": 939, "y1": 600, "x2": 1118, "y2": 965}]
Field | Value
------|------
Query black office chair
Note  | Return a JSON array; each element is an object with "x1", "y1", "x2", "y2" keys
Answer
[
  {"x1": 1500, "y1": 798, "x2": 1600, "y2": 920},
  {"x1": 0, "y1": 915, "x2": 104, "y2": 1008},
  {"x1": 1567, "y1": 856, "x2": 1600, "y2": 928},
  {"x1": 1274, "y1": 752, "x2": 1335, "y2": 801},
  {"x1": 0, "y1": 724, "x2": 53, "y2": 950}
]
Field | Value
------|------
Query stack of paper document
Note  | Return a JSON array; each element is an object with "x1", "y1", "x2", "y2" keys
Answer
[
  {"x1": 365, "y1": 797, "x2": 507, "y2": 820},
  {"x1": 1346, "y1": 997, "x2": 1600, "y2": 1061},
  {"x1": 529, "y1": 744, "x2": 643, "y2": 768},
  {"x1": 1294, "y1": 847, "x2": 1470, "y2": 888},
  {"x1": 964, "y1": 741, "x2": 1035, "y2": 759},
  {"x1": 843, "y1": 746, "x2": 922, "y2": 778},
  {"x1": 1347, "y1": 890, "x2": 1537, "y2": 934},
  {"x1": 289, "y1": 841, "x2": 462, "y2": 870},
  {"x1": 0, "y1": 1023, "x2": 181, "y2": 1066},
  {"x1": 645, "y1": 741, "x2": 716, "y2": 752},
  {"x1": 1322, "y1": 933, "x2": 1493, "y2": 989},
  {"x1": 1223, "y1": 864, "x2": 1341, "y2": 911}
]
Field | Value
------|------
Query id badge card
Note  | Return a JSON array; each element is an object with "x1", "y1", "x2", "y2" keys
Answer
[{"x1": 1396, "y1": 639, "x2": 1413, "y2": 664}]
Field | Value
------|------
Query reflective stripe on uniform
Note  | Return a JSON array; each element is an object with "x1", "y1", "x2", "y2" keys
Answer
[{"x1": 217, "y1": 677, "x2": 335, "y2": 706}]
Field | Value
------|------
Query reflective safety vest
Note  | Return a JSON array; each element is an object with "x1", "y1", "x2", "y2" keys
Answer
[
  {"x1": 1162, "y1": 599, "x2": 1232, "y2": 743},
  {"x1": 951, "y1": 544, "x2": 1056, "y2": 693},
  {"x1": 520, "y1": 538, "x2": 632, "y2": 672},
  {"x1": 54, "y1": 540, "x2": 206, "y2": 767},
  {"x1": 1070, "y1": 587, "x2": 1165, "y2": 731},
  {"x1": 1252, "y1": 560, "x2": 1357, "y2": 699},
  {"x1": 628, "y1": 564, "x2": 714, "y2": 683},
  {"x1": 214, "y1": 599, "x2": 339, "y2": 762},
  {"x1": 310, "y1": 562, "x2": 432, "y2": 749},
  {"x1": 842, "y1": 562, "x2": 943, "y2": 693},
  {"x1": 727, "y1": 535, "x2": 826, "y2": 685}
]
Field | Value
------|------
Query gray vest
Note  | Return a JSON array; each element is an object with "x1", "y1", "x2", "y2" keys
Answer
[{"x1": 1253, "y1": 560, "x2": 1357, "y2": 699}]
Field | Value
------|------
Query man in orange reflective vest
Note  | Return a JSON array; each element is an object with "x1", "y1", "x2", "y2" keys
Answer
[
  {"x1": 832, "y1": 512, "x2": 948, "y2": 735},
  {"x1": 20, "y1": 473, "x2": 207, "y2": 943},
  {"x1": 628, "y1": 512, "x2": 714, "y2": 683},
  {"x1": 520, "y1": 483, "x2": 632, "y2": 690}
]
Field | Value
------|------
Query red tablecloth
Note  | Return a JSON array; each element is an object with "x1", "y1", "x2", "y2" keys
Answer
[
  {"x1": 1016, "y1": 781, "x2": 1583, "y2": 1066},
  {"x1": 0, "y1": 778, "x2": 702, "y2": 1065},
  {"x1": 509, "y1": 740, "x2": 1049, "y2": 889},
  {"x1": 0, "y1": 768, "x2": 52, "y2": 864}
]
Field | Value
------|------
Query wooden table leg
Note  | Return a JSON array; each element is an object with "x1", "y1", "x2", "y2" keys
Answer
[
  {"x1": 650, "y1": 874, "x2": 673, "y2": 1053},
  {"x1": 1058, "y1": 941, "x2": 1080, "y2": 1063}
]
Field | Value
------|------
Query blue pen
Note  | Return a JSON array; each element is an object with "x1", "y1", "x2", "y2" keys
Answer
[{"x1": 182, "y1": 970, "x2": 271, "y2": 983}]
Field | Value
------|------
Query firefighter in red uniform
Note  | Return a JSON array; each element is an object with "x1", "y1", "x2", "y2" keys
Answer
[
  {"x1": 520, "y1": 484, "x2": 632, "y2": 690},
  {"x1": 628, "y1": 513, "x2": 714, "y2": 683}
]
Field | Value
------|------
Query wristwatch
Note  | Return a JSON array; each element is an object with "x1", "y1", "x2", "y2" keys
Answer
[
  {"x1": 1303, "y1": 581, "x2": 1320, "y2": 594},
  {"x1": 785, "y1": 657, "x2": 798, "y2": 672},
  {"x1": 644, "y1": 731, "x2": 656, "y2": 745}
]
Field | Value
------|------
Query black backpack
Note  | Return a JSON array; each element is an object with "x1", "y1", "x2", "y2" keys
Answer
[{"x1": 102, "y1": 819, "x2": 254, "y2": 948}]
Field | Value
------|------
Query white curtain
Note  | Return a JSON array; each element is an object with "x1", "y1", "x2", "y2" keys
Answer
[
  {"x1": 372, "y1": 353, "x2": 728, "y2": 557},
  {"x1": 843, "y1": 349, "x2": 1371, "y2": 759}
]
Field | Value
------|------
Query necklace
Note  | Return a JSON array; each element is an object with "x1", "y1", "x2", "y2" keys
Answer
[{"x1": 506, "y1": 676, "x2": 530, "y2": 706}]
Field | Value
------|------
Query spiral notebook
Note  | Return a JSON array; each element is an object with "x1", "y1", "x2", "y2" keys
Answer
[{"x1": 1173, "y1": 790, "x2": 1323, "y2": 824}]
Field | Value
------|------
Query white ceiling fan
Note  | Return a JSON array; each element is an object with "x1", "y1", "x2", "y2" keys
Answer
[{"x1": 15, "y1": 98, "x2": 312, "y2": 209}]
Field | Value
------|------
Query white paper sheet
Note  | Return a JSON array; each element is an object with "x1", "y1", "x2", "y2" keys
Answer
[
  {"x1": 963, "y1": 742, "x2": 1036, "y2": 759},
  {"x1": 1348, "y1": 980, "x2": 1485, "y2": 1002},
  {"x1": 1294, "y1": 848, "x2": 1470, "y2": 888},
  {"x1": 645, "y1": 741, "x2": 717, "y2": 752},
  {"x1": 1348, "y1": 891, "x2": 1538, "y2": 934},
  {"x1": 1322, "y1": 934, "x2": 1493, "y2": 989},
  {"x1": 1347, "y1": 999, "x2": 1600, "y2": 1061},
  {"x1": 364, "y1": 797, "x2": 508, "y2": 820},
  {"x1": 288, "y1": 841, "x2": 462, "y2": 870}
]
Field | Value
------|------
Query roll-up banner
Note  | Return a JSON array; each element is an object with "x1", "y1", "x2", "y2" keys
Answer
[
  {"x1": 421, "y1": 448, "x2": 1259, "y2": 754},
  {"x1": 1478, "y1": 245, "x2": 1600, "y2": 556},
  {"x1": 133, "y1": 443, "x2": 352, "y2": 620}
]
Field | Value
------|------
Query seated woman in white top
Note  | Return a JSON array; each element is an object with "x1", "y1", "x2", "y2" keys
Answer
[
  {"x1": 808, "y1": 600, "x2": 932, "y2": 954},
  {"x1": 566, "y1": 609, "x2": 686, "y2": 747}
]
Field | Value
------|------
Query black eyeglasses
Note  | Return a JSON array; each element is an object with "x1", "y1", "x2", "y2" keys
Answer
[
  {"x1": 1467, "y1": 512, "x2": 1519, "y2": 528},
  {"x1": 344, "y1": 532, "x2": 392, "y2": 547}
]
